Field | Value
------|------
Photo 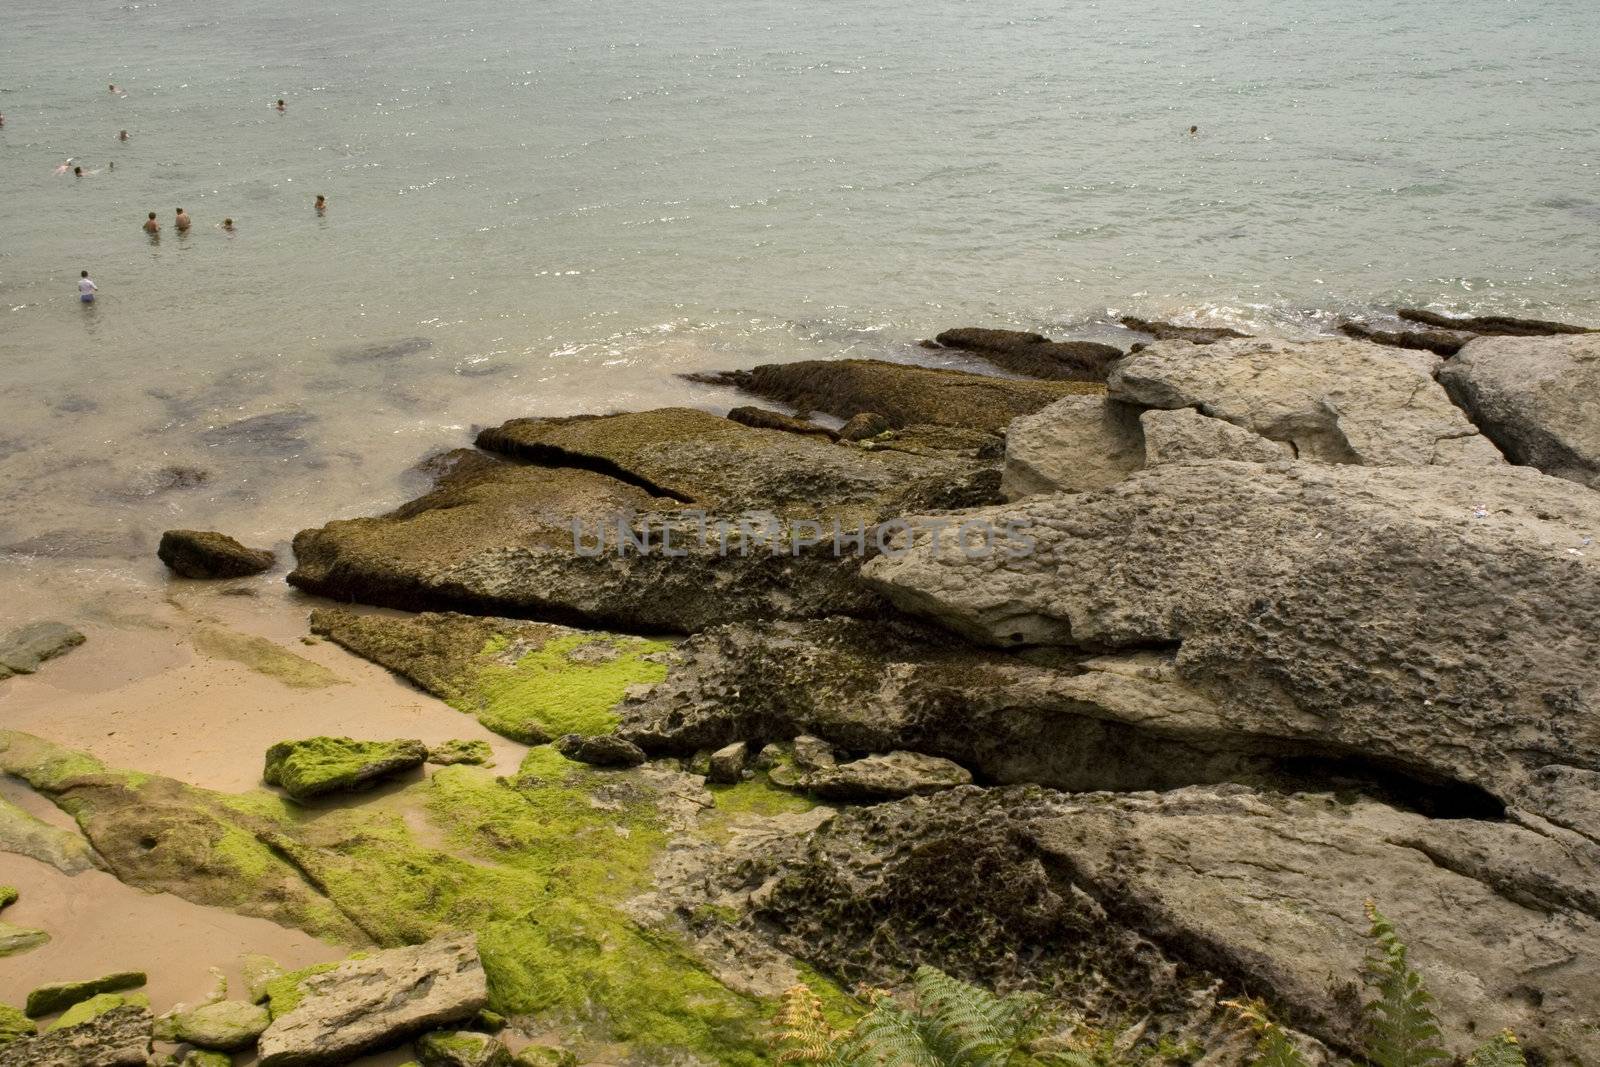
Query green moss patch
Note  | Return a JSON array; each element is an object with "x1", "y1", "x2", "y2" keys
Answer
[
  {"x1": 461, "y1": 633, "x2": 670, "y2": 741},
  {"x1": 47, "y1": 991, "x2": 149, "y2": 1031},
  {"x1": 194, "y1": 627, "x2": 346, "y2": 689},
  {"x1": 0, "y1": 1003, "x2": 36, "y2": 1045},
  {"x1": 263, "y1": 736, "x2": 428, "y2": 799}
]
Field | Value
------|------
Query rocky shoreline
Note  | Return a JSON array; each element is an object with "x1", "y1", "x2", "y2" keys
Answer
[{"x1": 2, "y1": 308, "x2": 1598, "y2": 1066}]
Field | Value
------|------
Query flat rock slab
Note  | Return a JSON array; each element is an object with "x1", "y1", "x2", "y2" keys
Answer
[
  {"x1": 256, "y1": 933, "x2": 489, "y2": 1067},
  {"x1": 864, "y1": 461, "x2": 1600, "y2": 822},
  {"x1": 1108, "y1": 337, "x2": 1504, "y2": 467},
  {"x1": 691, "y1": 358, "x2": 1094, "y2": 431},
  {"x1": 158, "y1": 529, "x2": 276, "y2": 579},
  {"x1": 799, "y1": 751, "x2": 972, "y2": 801},
  {"x1": 263, "y1": 737, "x2": 428, "y2": 799},
  {"x1": 0, "y1": 1004, "x2": 151, "y2": 1067},
  {"x1": 0, "y1": 622, "x2": 85, "y2": 680},
  {"x1": 1439, "y1": 334, "x2": 1600, "y2": 489}
]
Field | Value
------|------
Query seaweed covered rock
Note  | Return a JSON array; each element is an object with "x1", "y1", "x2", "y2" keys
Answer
[
  {"x1": 838, "y1": 411, "x2": 891, "y2": 441},
  {"x1": 263, "y1": 737, "x2": 428, "y2": 799},
  {"x1": 863, "y1": 461, "x2": 1600, "y2": 823},
  {"x1": 0, "y1": 920, "x2": 47, "y2": 958},
  {"x1": 26, "y1": 972, "x2": 146, "y2": 1018},
  {"x1": 1338, "y1": 320, "x2": 1469, "y2": 358},
  {"x1": 688, "y1": 359, "x2": 1094, "y2": 431},
  {"x1": 158, "y1": 530, "x2": 276, "y2": 579},
  {"x1": 1108, "y1": 337, "x2": 1503, "y2": 467},
  {"x1": 428, "y1": 739, "x2": 494, "y2": 766},
  {"x1": 156, "y1": 999, "x2": 269, "y2": 1051},
  {"x1": 1397, "y1": 307, "x2": 1596, "y2": 336},
  {"x1": 288, "y1": 449, "x2": 885, "y2": 632},
  {"x1": 0, "y1": 621, "x2": 85, "y2": 680},
  {"x1": 256, "y1": 934, "x2": 488, "y2": 1067},
  {"x1": 308, "y1": 608, "x2": 670, "y2": 743},
  {"x1": 0, "y1": 793, "x2": 102, "y2": 872},
  {"x1": 47, "y1": 993, "x2": 149, "y2": 1032},
  {"x1": 0, "y1": 1004, "x2": 33, "y2": 1045},
  {"x1": 725, "y1": 405, "x2": 838, "y2": 440},
  {"x1": 0, "y1": 1004, "x2": 151, "y2": 1067},
  {"x1": 931, "y1": 327, "x2": 1122, "y2": 381},
  {"x1": 1118, "y1": 316, "x2": 1250, "y2": 344},
  {"x1": 1438, "y1": 334, "x2": 1600, "y2": 488},
  {"x1": 415, "y1": 1029, "x2": 511, "y2": 1067}
]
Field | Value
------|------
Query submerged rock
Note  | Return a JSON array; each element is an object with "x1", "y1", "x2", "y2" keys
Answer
[
  {"x1": 1338, "y1": 320, "x2": 1468, "y2": 357},
  {"x1": 1438, "y1": 334, "x2": 1600, "y2": 488},
  {"x1": 0, "y1": 621, "x2": 85, "y2": 680},
  {"x1": 798, "y1": 751, "x2": 972, "y2": 801},
  {"x1": 863, "y1": 461, "x2": 1600, "y2": 823},
  {"x1": 158, "y1": 530, "x2": 276, "y2": 579},
  {"x1": 263, "y1": 737, "x2": 428, "y2": 799},
  {"x1": 1397, "y1": 307, "x2": 1596, "y2": 336},
  {"x1": 0, "y1": 1004, "x2": 151, "y2": 1067},
  {"x1": 1108, "y1": 337, "x2": 1503, "y2": 466},
  {"x1": 687, "y1": 358, "x2": 1093, "y2": 431},
  {"x1": 256, "y1": 933, "x2": 488, "y2": 1067},
  {"x1": 931, "y1": 327, "x2": 1122, "y2": 381},
  {"x1": 0, "y1": 922, "x2": 47, "y2": 958},
  {"x1": 26, "y1": 972, "x2": 146, "y2": 1018},
  {"x1": 1118, "y1": 316, "x2": 1250, "y2": 344},
  {"x1": 415, "y1": 1029, "x2": 511, "y2": 1067}
]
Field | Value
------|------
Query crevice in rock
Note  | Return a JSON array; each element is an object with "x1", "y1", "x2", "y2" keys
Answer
[
  {"x1": 472, "y1": 433, "x2": 697, "y2": 504},
  {"x1": 1268, "y1": 755, "x2": 1505, "y2": 820}
]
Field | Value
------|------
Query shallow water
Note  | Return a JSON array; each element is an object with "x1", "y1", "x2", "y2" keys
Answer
[{"x1": 1, "y1": 0, "x2": 1598, "y2": 570}]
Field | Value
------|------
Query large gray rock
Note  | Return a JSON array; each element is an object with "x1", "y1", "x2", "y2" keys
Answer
[
  {"x1": 1438, "y1": 334, "x2": 1600, "y2": 489},
  {"x1": 1139, "y1": 407, "x2": 1289, "y2": 466},
  {"x1": 999, "y1": 397, "x2": 1143, "y2": 499},
  {"x1": 863, "y1": 461, "x2": 1600, "y2": 821},
  {"x1": 746, "y1": 785, "x2": 1600, "y2": 1066},
  {"x1": 256, "y1": 933, "x2": 488, "y2": 1067},
  {"x1": 0, "y1": 622, "x2": 85, "y2": 680},
  {"x1": 0, "y1": 1004, "x2": 151, "y2": 1067},
  {"x1": 1108, "y1": 337, "x2": 1504, "y2": 467}
]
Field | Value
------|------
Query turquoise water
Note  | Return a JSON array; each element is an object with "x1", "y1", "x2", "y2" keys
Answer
[{"x1": 1, "y1": 0, "x2": 1598, "y2": 559}]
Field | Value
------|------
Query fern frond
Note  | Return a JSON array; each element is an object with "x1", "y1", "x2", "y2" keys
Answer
[
  {"x1": 1361, "y1": 901, "x2": 1450, "y2": 1067},
  {"x1": 1222, "y1": 997, "x2": 1311, "y2": 1067},
  {"x1": 910, "y1": 965, "x2": 1044, "y2": 1066},
  {"x1": 774, "y1": 984, "x2": 845, "y2": 1065},
  {"x1": 1465, "y1": 1030, "x2": 1527, "y2": 1067},
  {"x1": 839, "y1": 995, "x2": 943, "y2": 1067}
]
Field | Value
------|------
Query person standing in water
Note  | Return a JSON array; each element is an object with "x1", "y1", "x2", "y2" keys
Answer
[
  {"x1": 143, "y1": 212, "x2": 160, "y2": 234},
  {"x1": 175, "y1": 208, "x2": 192, "y2": 232},
  {"x1": 222, "y1": 218, "x2": 235, "y2": 233},
  {"x1": 1189, "y1": 125, "x2": 1198, "y2": 135},
  {"x1": 315, "y1": 194, "x2": 327, "y2": 215},
  {"x1": 119, "y1": 129, "x2": 129, "y2": 141},
  {"x1": 78, "y1": 271, "x2": 97, "y2": 304}
]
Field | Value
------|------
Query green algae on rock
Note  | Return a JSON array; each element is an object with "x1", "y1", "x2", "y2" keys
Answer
[
  {"x1": 26, "y1": 971, "x2": 146, "y2": 1018},
  {"x1": 181, "y1": 1051, "x2": 233, "y2": 1067},
  {"x1": 154, "y1": 999, "x2": 269, "y2": 1050},
  {"x1": 0, "y1": 621, "x2": 85, "y2": 680},
  {"x1": 310, "y1": 608, "x2": 670, "y2": 743},
  {"x1": 415, "y1": 1029, "x2": 511, "y2": 1066},
  {"x1": 0, "y1": 920, "x2": 48, "y2": 958},
  {"x1": 0, "y1": 887, "x2": 15, "y2": 910},
  {"x1": 263, "y1": 736, "x2": 428, "y2": 799},
  {"x1": 428, "y1": 739, "x2": 495, "y2": 766},
  {"x1": 0, "y1": 1004, "x2": 35, "y2": 1045},
  {"x1": 193, "y1": 626, "x2": 345, "y2": 689},
  {"x1": 46, "y1": 992, "x2": 149, "y2": 1032}
]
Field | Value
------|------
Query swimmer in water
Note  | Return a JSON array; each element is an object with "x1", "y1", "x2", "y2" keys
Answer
[
  {"x1": 175, "y1": 208, "x2": 192, "y2": 232},
  {"x1": 1189, "y1": 125, "x2": 1198, "y2": 135},
  {"x1": 109, "y1": 84, "x2": 123, "y2": 95},
  {"x1": 315, "y1": 194, "x2": 326, "y2": 214},
  {"x1": 143, "y1": 211, "x2": 160, "y2": 234},
  {"x1": 222, "y1": 217, "x2": 235, "y2": 233},
  {"x1": 73, "y1": 166, "x2": 83, "y2": 177},
  {"x1": 276, "y1": 98, "x2": 286, "y2": 112},
  {"x1": 119, "y1": 129, "x2": 129, "y2": 141},
  {"x1": 53, "y1": 158, "x2": 75, "y2": 175}
]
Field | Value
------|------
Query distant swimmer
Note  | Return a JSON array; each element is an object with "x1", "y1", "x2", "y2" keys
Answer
[
  {"x1": 175, "y1": 207, "x2": 192, "y2": 232},
  {"x1": 315, "y1": 194, "x2": 326, "y2": 214},
  {"x1": 53, "y1": 158, "x2": 75, "y2": 175},
  {"x1": 109, "y1": 84, "x2": 124, "y2": 95},
  {"x1": 118, "y1": 129, "x2": 129, "y2": 141},
  {"x1": 78, "y1": 271, "x2": 97, "y2": 304},
  {"x1": 222, "y1": 217, "x2": 235, "y2": 233},
  {"x1": 1189, "y1": 125, "x2": 1198, "y2": 135},
  {"x1": 0, "y1": 113, "x2": 6, "y2": 128},
  {"x1": 143, "y1": 211, "x2": 160, "y2": 234},
  {"x1": 74, "y1": 165, "x2": 83, "y2": 177},
  {"x1": 276, "y1": 98, "x2": 286, "y2": 112}
]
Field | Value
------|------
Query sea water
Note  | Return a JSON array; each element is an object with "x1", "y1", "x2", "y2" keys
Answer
[{"x1": 1, "y1": 0, "x2": 1598, "y2": 576}]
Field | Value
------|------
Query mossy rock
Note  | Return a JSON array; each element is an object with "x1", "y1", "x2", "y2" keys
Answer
[
  {"x1": 429, "y1": 739, "x2": 494, "y2": 767},
  {"x1": 511, "y1": 1048, "x2": 578, "y2": 1067},
  {"x1": 155, "y1": 998, "x2": 268, "y2": 1050},
  {"x1": 263, "y1": 736, "x2": 428, "y2": 799},
  {"x1": 182, "y1": 1051, "x2": 233, "y2": 1067},
  {"x1": 415, "y1": 1028, "x2": 511, "y2": 1066},
  {"x1": 26, "y1": 970, "x2": 145, "y2": 1017},
  {"x1": 0, "y1": 1003, "x2": 35, "y2": 1045},
  {"x1": 0, "y1": 920, "x2": 48, "y2": 958},
  {"x1": 0, "y1": 886, "x2": 16, "y2": 911},
  {"x1": 47, "y1": 991, "x2": 149, "y2": 1031},
  {"x1": 261, "y1": 962, "x2": 341, "y2": 1019}
]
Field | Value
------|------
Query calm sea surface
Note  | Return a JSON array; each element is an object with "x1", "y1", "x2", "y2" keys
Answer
[{"x1": 2, "y1": 0, "x2": 1598, "y2": 576}]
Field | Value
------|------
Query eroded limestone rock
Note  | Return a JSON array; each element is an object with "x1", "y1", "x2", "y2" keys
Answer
[
  {"x1": 0, "y1": 1004, "x2": 151, "y2": 1067},
  {"x1": 999, "y1": 396, "x2": 1144, "y2": 499}
]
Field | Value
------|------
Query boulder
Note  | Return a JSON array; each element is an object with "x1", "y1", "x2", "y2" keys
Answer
[
  {"x1": 863, "y1": 461, "x2": 1600, "y2": 822},
  {"x1": 427, "y1": 739, "x2": 494, "y2": 767},
  {"x1": 0, "y1": 621, "x2": 85, "y2": 680},
  {"x1": 790, "y1": 735, "x2": 836, "y2": 772},
  {"x1": 1438, "y1": 334, "x2": 1600, "y2": 488},
  {"x1": 554, "y1": 733, "x2": 646, "y2": 768},
  {"x1": 0, "y1": 1004, "x2": 151, "y2": 1067},
  {"x1": 263, "y1": 737, "x2": 428, "y2": 799},
  {"x1": 931, "y1": 327, "x2": 1122, "y2": 381},
  {"x1": 1138, "y1": 407, "x2": 1289, "y2": 466},
  {"x1": 705, "y1": 741, "x2": 747, "y2": 784},
  {"x1": 838, "y1": 412, "x2": 892, "y2": 441},
  {"x1": 725, "y1": 406, "x2": 838, "y2": 440},
  {"x1": 256, "y1": 933, "x2": 489, "y2": 1067},
  {"x1": 27, "y1": 972, "x2": 146, "y2": 1018},
  {"x1": 686, "y1": 359, "x2": 1094, "y2": 431},
  {"x1": 1000, "y1": 396, "x2": 1144, "y2": 499},
  {"x1": 1338, "y1": 320, "x2": 1468, "y2": 358},
  {"x1": 0, "y1": 887, "x2": 13, "y2": 910},
  {"x1": 415, "y1": 1030, "x2": 511, "y2": 1067},
  {"x1": 156, "y1": 1000, "x2": 269, "y2": 1051},
  {"x1": 746, "y1": 785, "x2": 1600, "y2": 1066},
  {"x1": 1118, "y1": 316, "x2": 1250, "y2": 344},
  {"x1": 288, "y1": 446, "x2": 887, "y2": 632},
  {"x1": 158, "y1": 530, "x2": 276, "y2": 579},
  {"x1": 799, "y1": 751, "x2": 972, "y2": 801},
  {"x1": 1108, "y1": 337, "x2": 1503, "y2": 467},
  {"x1": 1398, "y1": 308, "x2": 1596, "y2": 336}
]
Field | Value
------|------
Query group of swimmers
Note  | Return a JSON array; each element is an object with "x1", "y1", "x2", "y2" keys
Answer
[{"x1": 34, "y1": 88, "x2": 329, "y2": 303}]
